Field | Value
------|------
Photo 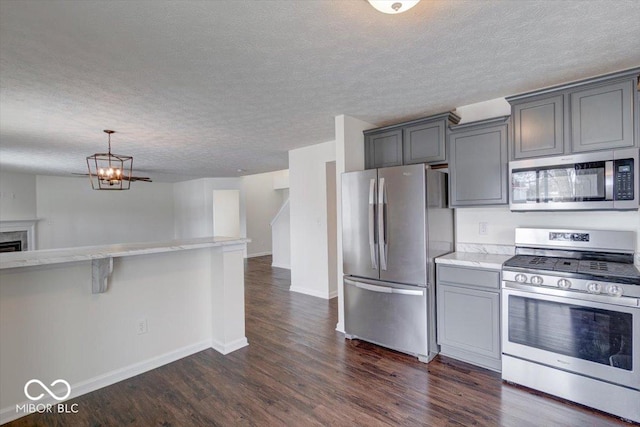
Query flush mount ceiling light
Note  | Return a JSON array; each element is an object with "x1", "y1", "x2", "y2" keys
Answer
[
  {"x1": 367, "y1": 0, "x2": 420, "y2": 14},
  {"x1": 86, "y1": 130, "x2": 133, "y2": 190}
]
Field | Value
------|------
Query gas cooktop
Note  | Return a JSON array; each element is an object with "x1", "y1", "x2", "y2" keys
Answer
[{"x1": 503, "y1": 255, "x2": 640, "y2": 282}]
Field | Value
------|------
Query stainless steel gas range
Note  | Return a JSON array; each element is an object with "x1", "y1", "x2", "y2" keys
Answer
[{"x1": 501, "y1": 228, "x2": 640, "y2": 423}]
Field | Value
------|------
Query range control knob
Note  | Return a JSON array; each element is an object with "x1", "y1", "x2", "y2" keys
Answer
[
  {"x1": 515, "y1": 274, "x2": 527, "y2": 283},
  {"x1": 530, "y1": 276, "x2": 544, "y2": 285},
  {"x1": 557, "y1": 279, "x2": 572, "y2": 289},
  {"x1": 587, "y1": 282, "x2": 602, "y2": 294},
  {"x1": 607, "y1": 284, "x2": 623, "y2": 297}
]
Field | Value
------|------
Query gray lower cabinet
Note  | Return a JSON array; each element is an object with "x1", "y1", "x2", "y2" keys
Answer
[
  {"x1": 436, "y1": 264, "x2": 501, "y2": 372},
  {"x1": 364, "y1": 112, "x2": 460, "y2": 169},
  {"x1": 507, "y1": 68, "x2": 639, "y2": 159},
  {"x1": 448, "y1": 117, "x2": 509, "y2": 206}
]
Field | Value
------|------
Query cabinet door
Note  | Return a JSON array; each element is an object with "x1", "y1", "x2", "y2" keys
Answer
[
  {"x1": 365, "y1": 129, "x2": 403, "y2": 169},
  {"x1": 512, "y1": 95, "x2": 564, "y2": 159},
  {"x1": 571, "y1": 80, "x2": 635, "y2": 152},
  {"x1": 449, "y1": 123, "x2": 508, "y2": 206},
  {"x1": 403, "y1": 119, "x2": 446, "y2": 164},
  {"x1": 436, "y1": 284, "x2": 500, "y2": 360}
]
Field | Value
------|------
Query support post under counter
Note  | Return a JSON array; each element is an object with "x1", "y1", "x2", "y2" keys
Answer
[{"x1": 210, "y1": 244, "x2": 248, "y2": 354}]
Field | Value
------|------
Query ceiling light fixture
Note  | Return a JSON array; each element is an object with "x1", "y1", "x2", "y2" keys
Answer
[
  {"x1": 367, "y1": 0, "x2": 420, "y2": 14},
  {"x1": 86, "y1": 130, "x2": 133, "y2": 190}
]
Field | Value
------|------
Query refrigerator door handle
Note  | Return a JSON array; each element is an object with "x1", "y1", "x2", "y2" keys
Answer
[
  {"x1": 354, "y1": 282, "x2": 392, "y2": 293},
  {"x1": 392, "y1": 288, "x2": 425, "y2": 296},
  {"x1": 347, "y1": 279, "x2": 425, "y2": 297},
  {"x1": 378, "y1": 177, "x2": 388, "y2": 270},
  {"x1": 368, "y1": 178, "x2": 378, "y2": 269}
]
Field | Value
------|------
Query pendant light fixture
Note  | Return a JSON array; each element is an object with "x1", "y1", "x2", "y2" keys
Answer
[
  {"x1": 367, "y1": 0, "x2": 420, "y2": 14},
  {"x1": 86, "y1": 130, "x2": 133, "y2": 190}
]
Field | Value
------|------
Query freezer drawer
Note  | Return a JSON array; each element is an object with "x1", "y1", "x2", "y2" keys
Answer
[{"x1": 344, "y1": 277, "x2": 428, "y2": 359}]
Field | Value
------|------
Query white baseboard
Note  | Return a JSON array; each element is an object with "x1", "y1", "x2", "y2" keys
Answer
[
  {"x1": 328, "y1": 290, "x2": 338, "y2": 299},
  {"x1": 271, "y1": 262, "x2": 290, "y2": 269},
  {"x1": 0, "y1": 340, "x2": 211, "y2": 425},
  {"x1": 335, "y1": 322, "x2": 345, "y2": 334},
  {"x1": 211, "y1": 337, "x2": 249, "y2": 355},
  {"x1": 289, "y1": 286, "x2": 331, "y2": 300},
  {"x1": 246, "y1": 252, "x2": 271, "y2": 258}
]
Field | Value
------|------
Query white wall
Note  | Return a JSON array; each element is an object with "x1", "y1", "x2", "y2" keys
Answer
[
  {"x1": 173, "y1": 179, "x2": 208, "y2": 239},
  {"x1": 272, "y1": 169, "x2": 290, "y2": 190},
  {"x1": 174, "y1": 177, "x2": 246, "y2": 242},
  {"x1": 0, "y1": 173, "x2": 252, "y2": 253},
  {"x1": 0, "y1": 171, "x2": 37, "y2": 220},
  {"x1": 289, "y1": 140, "x2": 336, "y2": 299},
  {"x1": 242, "y1": 170, "x2": 289, "y2": 257},
  {"x1": 36, "y1": 176, "x2": 175, "y2": 249},
  {"x1": 456, "y1": 207, "x2": 640, "y2": 252},
  {"x1": 454, "y1": 97, "x2": 511, "y2": 124},
  {"x1": 334, "y1": 114, "x2": 375, "y2": 332}
]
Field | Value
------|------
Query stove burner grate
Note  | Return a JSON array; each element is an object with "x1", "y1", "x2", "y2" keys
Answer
[{"x1": 503, "y1": 255, "x2": 640, "y2": 282}]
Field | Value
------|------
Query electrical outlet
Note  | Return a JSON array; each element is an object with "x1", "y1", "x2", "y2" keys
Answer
[
  {"x1": 479, "y1": 222, "x2": 488, "y2": 235},
  {"x1": 137, "y1": 318, "x2": 148, "y2": 335}
]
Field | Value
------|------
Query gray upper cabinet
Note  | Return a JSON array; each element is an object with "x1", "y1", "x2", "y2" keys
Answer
[
  {"x1": 448, "y1": 117, "x2": 509, "y2": 207},
  {"x1": 570, "y1": 79, "x2": 635, "y2": 152},
  {"x1": 364, "y1": 129, "x2": 402, "y2": 169},
  {"x1": 403, "y1": 115, "x2": 448, "y2": 164},
  {"x1": 364, "y1": 112, "x2": 460, "y2": 169},
  {"x1": 507, "y1": 68, "x2": 639, "y2": 160},
  {"x1": 512, "y1": 94, "x2": 564, "y2": 159}
]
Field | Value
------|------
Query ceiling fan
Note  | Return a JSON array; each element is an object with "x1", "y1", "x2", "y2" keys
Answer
[{"x1": 72, "y1": 172, "x2": 153, "y2": 182}]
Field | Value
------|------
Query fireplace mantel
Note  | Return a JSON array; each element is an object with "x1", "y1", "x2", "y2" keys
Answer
[{"x1": 0, "y1": 219, "x2": 39, "y2": 251}]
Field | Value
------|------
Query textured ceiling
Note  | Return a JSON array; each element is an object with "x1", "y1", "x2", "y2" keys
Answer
[{"x1": 1, "y1": 0, "x2": 640, "y2": 182}]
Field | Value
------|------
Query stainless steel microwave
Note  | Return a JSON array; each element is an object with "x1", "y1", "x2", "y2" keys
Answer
[{"x1": 509, "y1": 148, "x2": 638, "y2": 211}]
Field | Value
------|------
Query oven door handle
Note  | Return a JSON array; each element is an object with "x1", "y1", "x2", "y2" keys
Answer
[{"x1": 503, "y1": 281, "x2": 640, "y2": 308}]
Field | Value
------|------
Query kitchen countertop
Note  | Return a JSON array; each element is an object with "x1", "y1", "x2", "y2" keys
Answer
[
  {"x1": 435, "y1": 252, "x2": 512, "y2": 270},
  {"x1": 0, "y1": 236, "x2": 250, "y2": 269}
]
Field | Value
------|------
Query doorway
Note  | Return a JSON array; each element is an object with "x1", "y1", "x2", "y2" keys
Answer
[{"x1": 213, "y1": 189, "x2": 240, "y2": 238}]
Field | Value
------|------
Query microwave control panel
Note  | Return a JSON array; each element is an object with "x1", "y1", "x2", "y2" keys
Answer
[{"x1": 614, "y1": 158, "x2": 634, "y2": 200}]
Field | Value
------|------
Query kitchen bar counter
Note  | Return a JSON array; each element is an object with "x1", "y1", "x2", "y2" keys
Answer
[
  {"x1": 0, "y1": 236, "x2": 250, "y2": 269},
  {"x1": 0, "y1": 237, "x2": 249, "y2": 422},
  {"x1": 436, "y1": 252, "x2": 512, "y2": 270}
]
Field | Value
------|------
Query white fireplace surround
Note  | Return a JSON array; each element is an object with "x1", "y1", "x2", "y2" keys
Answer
[{"x1": 0, "y1": 219, "x2": 38, "y2": 251}]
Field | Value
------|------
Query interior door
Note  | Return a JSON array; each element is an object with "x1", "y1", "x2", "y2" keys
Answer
[
  {"x1": 378, "y1": 164, "x2": 427, "y2": 285},
  {"x1": 342, "y1": 169, "x2": 379, "y2": 280}
]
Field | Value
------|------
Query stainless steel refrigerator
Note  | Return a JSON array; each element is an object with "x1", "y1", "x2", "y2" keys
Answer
[{"x1": 342, "y1": 163, "x2": 453, "y2": 362}]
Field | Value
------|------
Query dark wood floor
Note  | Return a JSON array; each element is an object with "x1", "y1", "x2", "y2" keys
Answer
[{"x1": 9, "y1": 256, "x2": 630, "y2": 426}]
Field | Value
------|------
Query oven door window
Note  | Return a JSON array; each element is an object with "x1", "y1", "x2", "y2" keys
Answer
[{"x1": 508, "y1": 295, "x2": 632, "y2": 371}]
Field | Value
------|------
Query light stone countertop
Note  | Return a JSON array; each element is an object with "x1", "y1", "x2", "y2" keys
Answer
[
  {"x1": 0, "y1": 236, "x2": 250, "y2": 270},
  {"x1": 435, "y1": 252, "x2": 512, "y2": 271}
]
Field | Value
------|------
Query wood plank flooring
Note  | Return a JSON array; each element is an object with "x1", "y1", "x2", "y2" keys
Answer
[{"x1": 8, "y1": 256, "x2": 631, "y2": 426}]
